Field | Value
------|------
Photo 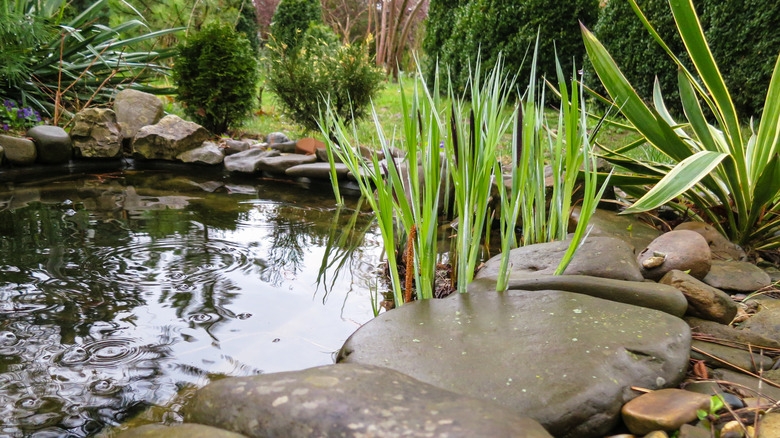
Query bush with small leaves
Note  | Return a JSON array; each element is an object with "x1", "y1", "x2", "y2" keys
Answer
[
  {"x1": 173, "y1": 23, "x2": 259, "y2": 134},
  {"x1": 269, "y1": 0, "x2": 322, "y2": 52}
]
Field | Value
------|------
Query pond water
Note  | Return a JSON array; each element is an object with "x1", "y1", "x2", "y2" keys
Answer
[{"x1": 0, "y1": 169, "x2": 385, "y2": 437}]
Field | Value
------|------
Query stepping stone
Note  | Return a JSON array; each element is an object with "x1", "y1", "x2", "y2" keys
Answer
[
  {"x1": 338, "y1": 290, "x2": 691, "y2": 438},
  {"x1": 115, "y1": 424, "x2": 247, "y2": 438},
  {"x1": 621, "y1": 388, "x2": 710, "y2": 435},
  {"x1": 475, "y1": 236, "x2": 644, "y2": 282},
  {"x1": 285, "y1": 162, "x2": 349, "y2": 179},
  {"x1": 638, "y1": 230, "x2": 711, "y2": 281},
  {"x1": 223, "y1": 148, "x2": 281, "y2": 173},
  {"x1": 27, "y1": 125, "x2": 72, "y2": 164},
  {"x1": 468, "y1": 275, "x2": 687, "y2": 317},
  {"x1": 660, "y1": 270, "x2": 737, "y2": 324},
  {"x1": 0, "y1": 134, "x2": 36, "y2": 165},
  {"x1": 702, "y1": 260, "x2": 772, "y2": 293},
  {"x1": 183, "y1": 363, "x2": 552, "y2": 438},
  {"x1": 570, "y1": 207, "x2": 662, "y2": 253},
  {"x1": 256, "y1": 154, "x2": 316, "y2": 174}
]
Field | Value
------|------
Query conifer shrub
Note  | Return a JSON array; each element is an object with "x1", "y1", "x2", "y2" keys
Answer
[
  {"x1": 266, "y1": 31, "x2": 384, "y2": 131},
  {"x1": 173, "y1": 23, "x2": 259, "y2": 134},
  {"x1": 269, "y1": 0, "x2": 322, "y2": 52}
]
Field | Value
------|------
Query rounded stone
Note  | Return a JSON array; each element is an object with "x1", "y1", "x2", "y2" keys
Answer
[
  {"x1": 674, "y1": 221, "x2": 746, "y2": 262},
  {"x1": 702, "y1": 260, "x2": 772, "y2": 292},
  {"x1": 0, "y1": 134, "x2": 37, "y2": 165},
  {"x1": 27, "y1": 125, "x2": 72, "y2": 164},
  {"x1": 638, "y1": 230, "x2": 711, "y2": 280},
  {"x1": 621, "y1": 389, "x2": 711, "y2": 435},
  {"x1": 266, "y1": 132, "x2": 290, "y2": 144}
]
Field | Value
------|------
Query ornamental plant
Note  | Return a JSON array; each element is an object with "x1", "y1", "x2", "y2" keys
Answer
[
  {"x1": 583, "y1": 0, "x2": 780, "y2": 250},
  {"x1": 173, "y1": 22, "x2": 260, "y2": 134},
  {"x1": 2, "y1": 100, "x2": 43, "y2": 132}
]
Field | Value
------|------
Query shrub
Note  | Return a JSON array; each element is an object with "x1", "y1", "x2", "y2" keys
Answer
[
  {"x1": 269, "y1": 0, "x2": 322, "y2": 51},
  {"x1": 585, "y1": 0, "x2": 780, "y2": 119},
  {"x1": 266, "y1": 32, "x2": 384, "y2": 131},
  {"x1": 422, "y1": 0, "x2": 599, "y2": 94},
  {"x1": 173, "y1": 23, "x2": 259, "y2": 134}
]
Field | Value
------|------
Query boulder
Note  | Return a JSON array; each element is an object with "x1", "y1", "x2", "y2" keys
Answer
[
  {"x1": 702, "y1": 260, "x2": 772, "y2": 293},
  {"x1": 223, "y1": 148, "x2": 281, "y2": 173},
  {"x1": 638, "y1": 230, "x2": 711, "y2": 281},
  {"x1": 338, "y1": 290, "x2": 691, "y2": 438},
  {"x1": 475, "y1": 236, "x2": 644, "y2": 282},
  {"x1": 132, "y1": 115, "x2": 211, "y2": 161},
  {"x1": 570, "y1": 207, "x2": 662, "y2": 253},
  {"x1": 285, "y1": 162, "x2": 350, "y2": 180},
  {"x1": 690, "y1": 339, "x2": 774, "y2": 373},
  {"x1": 621, "y1": 389, "x2": 710, "y2": 435},
  {"x1": 113, "y1": 89, "x2": 164, "y2": 141},
  {"x1": 659, "y1": 270, "x2": 737, "y2": 324},
  {"x1": 177, "y1": 141, "x2": 225, "y2": 165},
  {"x1": 27, "y1": 125, "x2": 71, "y2": 163},
  {"x1": 70, "y1": 108, "x2": 123, "y2": 158},
  {"x1": 256, "y1": 154, "x2": 316, "y2": 174},
  {"x1": 295, "y1": 137, "x2": 324, "y2": 155},
  {"x1": 674, "y1": 221, "x2": 747, "y2": 262},
  {"x1": 115, "y1": 424, "x2": 247, "y2": 438},
  {"x1": 468, "y1": 275, "x2": 687, "y2": 317},
  {"x1": 266, "y1": 131, "x2": 290, "y2": 144},
  {"x1": 183, "y1": 363, "x2": 552, "y2": 438},
  {"x1": 0, "y1": 134, "x2": 36, "y2": 165}
]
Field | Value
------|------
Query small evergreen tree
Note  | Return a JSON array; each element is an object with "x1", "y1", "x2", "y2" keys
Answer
[
  {"x1": 173, "y1": 23, "x2": 259, "y2": 134},
  {"x1": 269, "y1": 0, "x2": 322, "y2": 51}
]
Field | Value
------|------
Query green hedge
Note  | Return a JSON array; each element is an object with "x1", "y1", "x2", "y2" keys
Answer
[
  {"x1": 423, "y1": 0, "x2": 599, "y2": 94},
  {"x1": 584, "y1": 0, "x2": 780, "y2": 119},
  {"x1": 269, "y1": 0, "x2": 322, "y2": 51}
]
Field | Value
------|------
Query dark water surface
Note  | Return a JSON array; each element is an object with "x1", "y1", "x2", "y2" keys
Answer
[{"x1": 0, "y1": 169, "x2": 384, "y2": 437}]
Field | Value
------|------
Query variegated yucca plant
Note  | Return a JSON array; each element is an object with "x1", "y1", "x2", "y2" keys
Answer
[{"x1": 582, "y1": 0, "x2": 780, "y2": 250}]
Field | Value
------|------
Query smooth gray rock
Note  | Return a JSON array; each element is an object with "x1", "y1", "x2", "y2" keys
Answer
[
  {"x1": 183, "y1": 363, "x2": 552, "y2": 438},
  {"x1": 223, "y1": 148, "x2": 281, "y2": 173},
  {"x1": 674, "y1": 221, "x2": 747, "y2": 262},
  {"x1": 690, "y1": 340, "x2": 774, "y2": 373},
  {"x1": 702, "y1": 260, "x2": 772, "y2": 292},
  {"x1": 741, "y1": 302, "x2": 780, "y2": 343},
  {"x1": 27, "y1": 125, "x2": 71, "y2": 163},
  {"x1": 685, "y1": 317, "x2": 780, "y2": 349},
  {"x1": 0, "y1": 145, "x2": 4, "y2": 163},
  {"x1": 570, "y1": 207, "x2": 662, "y2": 254},
  {"x1": 660, "y1": 270, "x2": 737, "y2": 324},
  {"x1": 338, "y1": 290, "x2": 691, "y2": 438},
  {"x1": 285, "y1": 162, "x2": 349, "y2": 179},
  {"x1": 315, "y1": 147, "x2": 342, "y2": 163},
  {"x1": 256, "y1": 154, "x2": 316, "y2": 174},
  {"x1": 223, "y1": 139, "x2": 249, "y2": 155},
  {"x1": 265, "y1": 140, "x2": 297, "y2": 152},
  {"x1": 132, "y1": 115, "x2": 211, "y2": 160},
  {"x1": 709, "y1": 368, "x2": 780, "y2": 401},
  {"x1": 620, "y1": 388, "x2": 710, "y2": 435},
  {"x1": 177, "y1": 141, "x2": 224, "y2": 165},
  {"x1": 638, "y1": 230, "x2": 711, "y2": 281},
  {"x1": 113, "y1": 89, "x2": 164, "y2": 140},
  {"x1": 468, "y1": 275, "x2": 687, "y2": 317},
  {"x1": 115, "y1": 424, "x2": 247, "y2": 438},
  {"x1": 266, "y1": 131, "x2": 290, "y2": 144},
  {"x1": 70, "y1": 108, "x2": 123, "y2": 158},
  {"x1": 475, "y1": 236, "x2": 644, "y2": 282},
  {"x1": 0, "y1": 134, "x2": 36, "y2": 165}
]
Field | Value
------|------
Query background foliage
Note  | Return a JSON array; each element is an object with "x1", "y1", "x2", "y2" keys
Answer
[
  {"x1": 584, "y1": 0, "x2": 780, "y2": 119},
  {"x1": 422, "y1": 0, "x2": 598, "y2": 94},
  {"x1": 173, "y1": 22, "x2": 259, "y2": 133},
  {"x1": 269, "y1": 0, "x2": 323, "y2": 51}
]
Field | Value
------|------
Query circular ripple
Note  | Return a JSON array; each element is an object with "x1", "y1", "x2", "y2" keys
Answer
[
  {"x1": 83, "y1": 338, "x2": 162, "y2": 368},
  {"x1": 83, "y1": 238, "x2": 253, "y2": 289},
  {"x1": 88, "y1": 378, "x2": 120, "y2": 395}
]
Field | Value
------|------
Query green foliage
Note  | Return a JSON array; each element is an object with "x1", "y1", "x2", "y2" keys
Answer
[
  {"x1": 173, "y1": 22, "x2": 259, "y2": 134},
  {"x1": 583, "y1": 0, "x2": 780, "y2": 250},
  {"x1": 236, "y1": 0, "x2": 261, "y2": 53},
  {"x1": 269, "y1": 0, "x2": 322, "y2": 51},
  {"x1": 2, "y1": 99, "x2": 43, "y2": 132},
  {"x1": 266, "y1": 32, "x2": 384, "y2": 131},
  {"x1": 585, "y1": 0, "x2": 780, "y2": 119},
  {"x1": 0, "y1": 0, "x2": 181, "y2": 119},
  {"x1": 422, "y1": 0, "x2": 599, "y2": 94}
]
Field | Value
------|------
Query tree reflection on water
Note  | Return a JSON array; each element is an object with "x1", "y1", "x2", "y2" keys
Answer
[{"x1": 0, "y1": 170, "x2": 382, "y2": 436}]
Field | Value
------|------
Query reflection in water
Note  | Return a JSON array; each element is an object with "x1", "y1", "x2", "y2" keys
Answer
[{"x1": 0, "y1": 171, "x2": 383, "y2": 436}]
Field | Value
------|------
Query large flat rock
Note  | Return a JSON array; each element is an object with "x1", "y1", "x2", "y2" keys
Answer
[
  {"x1": 338, "y1": 291, "x2": 691, "y2": 438},
  {"x1": 570, "y1": 207, "x2": 662, "y2": 254},
  {"x1": 475, "y1": 236, "x2": 644, "y2": 282},
  {"x1": 183, "y1": 363, "x2": 552, "y2": 438}
]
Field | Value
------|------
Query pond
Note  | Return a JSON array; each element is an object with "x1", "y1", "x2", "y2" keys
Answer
[{"x1": 0, "y1": 168, "x2": 385, "y2": 437}]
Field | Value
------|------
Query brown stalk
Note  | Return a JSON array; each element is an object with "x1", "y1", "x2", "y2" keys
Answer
[
  {"x1": 691, "y1": 345, "x2": 780, "y2": 389},
  {"x1": 404, "y1": 224, "x2": 417, "y2": 304}
]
